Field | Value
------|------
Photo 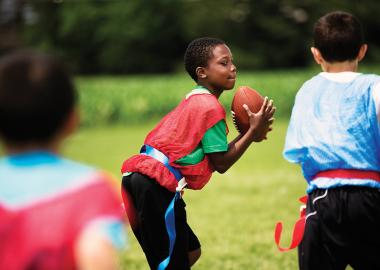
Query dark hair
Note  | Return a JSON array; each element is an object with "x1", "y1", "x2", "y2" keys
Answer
[
  {"x1": 0, "y1": 51, "x2": 77, "y2": 145},
  {"x1": 184, "y1": 37, "x2": 225, "y2": 82},
  {"x1": 313, "y1": 11, "x2": 364, "y2": 62}
]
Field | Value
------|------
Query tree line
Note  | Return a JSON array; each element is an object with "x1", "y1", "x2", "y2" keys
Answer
[{"x1": 1, "y1": 0, "x2": 379, "y2": 74}]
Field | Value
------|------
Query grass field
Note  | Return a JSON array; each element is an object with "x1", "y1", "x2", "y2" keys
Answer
[
  {"x1": 62, "y1": 119, "x2": 306, "y2": 270},
  {"x1": 3, "y1": 67, "x2": 373, "y2": 269}
]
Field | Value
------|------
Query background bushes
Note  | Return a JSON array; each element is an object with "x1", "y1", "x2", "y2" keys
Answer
[
  {"x1": 2, "y1": 0, "x2": 380, "y2": 74},
  {"x1": 76, "y1": 69, "x2": 312, "y2": 126}
]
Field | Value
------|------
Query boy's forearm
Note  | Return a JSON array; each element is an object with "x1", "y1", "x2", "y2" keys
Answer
[{"x1": 208, "y1": 131, "x2": 254, "y2": 173}]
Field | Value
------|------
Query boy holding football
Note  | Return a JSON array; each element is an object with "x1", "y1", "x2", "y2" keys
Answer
[
  {"x1": 284, "y1": 11, "x2": 380, "y2": 270},
  {"x1": 121, "y1": 37, "x2": 275, "y2": 269}
]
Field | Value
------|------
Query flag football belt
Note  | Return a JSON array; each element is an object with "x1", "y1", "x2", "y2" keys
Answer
[
  {"x1": 140, "y1": 144, "x2": 187, "y2": 270},
  {"x1": 274, "y1": 169, "x2": 380, "y2": 252}
]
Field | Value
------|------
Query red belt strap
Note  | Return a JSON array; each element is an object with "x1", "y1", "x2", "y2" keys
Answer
[
  {"x1": 274, "y1": 196, "x2": 307, "y2": 252},
  {"x1": 314, "y1": 169, "x2": 380, "y2": 182},
  {"x1": 274, "y1": 169, "x2": 380, "y2": 252}
]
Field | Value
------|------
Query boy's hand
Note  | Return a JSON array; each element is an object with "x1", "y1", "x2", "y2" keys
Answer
[
  {"x1": 208, "y1": 97, "x2": 275, "y2": 173},
  {"x1": 243, "y1": 97, "x2": 275, "y2": 142}
]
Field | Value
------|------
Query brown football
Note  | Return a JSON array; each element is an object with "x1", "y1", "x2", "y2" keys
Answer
[{"x1": 231, "y1": 86, "x2": 264, "y2": 134}]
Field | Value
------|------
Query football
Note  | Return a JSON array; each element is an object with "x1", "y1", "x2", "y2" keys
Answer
[{"x1": 231, "y1": 86, "x2": 264, "y2": 134}]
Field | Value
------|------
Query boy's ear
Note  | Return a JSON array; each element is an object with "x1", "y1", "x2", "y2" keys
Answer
[
  {"x1": 48, "y1": 108, "x2": 79, "y2": 153},
  {"x1": 62, "y1": 107, "x2": 79, "y2": 138},
  {"x1": 357, "y1": 44, "x2": 368, "y2": 62},
  {"x1": 310, "y1": 47, "x2": 323, "y2": 65},
  {"x1": 196, "y1": 67, "x2": 207, "y2": 79}
]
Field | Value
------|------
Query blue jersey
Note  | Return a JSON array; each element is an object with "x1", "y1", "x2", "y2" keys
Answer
[{"x1": 284, "y1": 72, "x2": 380, "y2": 193}]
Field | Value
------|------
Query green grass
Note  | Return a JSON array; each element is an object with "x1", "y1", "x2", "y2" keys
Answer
[
  {"x1": 3, "y1": 67, "x2": 375, "y2": 269},
  {"x1": 61, "y1": 119, "x2": 306, "y2": 270}
]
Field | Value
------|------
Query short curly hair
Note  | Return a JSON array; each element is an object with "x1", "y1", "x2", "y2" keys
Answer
[
  {"x1": 184, "y1": 37, "x2": 225, "y2": 82},
  {"x1": 0, "y1": 51, "x2": 76, "y2": 145},
  {"x1": 313, "y1": 11, "x2": 364, "y2": 62}
]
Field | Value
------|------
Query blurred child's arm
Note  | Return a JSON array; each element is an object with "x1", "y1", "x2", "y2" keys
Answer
[
  {"x1": 207, "y1": 98, "x2": 275, "y2": 173},
  {"x1": 75, "y1": 219, "x2": 127, "y2": 270}
]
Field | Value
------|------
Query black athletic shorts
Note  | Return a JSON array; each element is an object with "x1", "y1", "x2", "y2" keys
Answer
[
  {"x1": 122, "y1": 172, "x2": 201, "y2": 270},
  {"x1": 299, "y1": 186, "x2": 380, "y2": 270}
]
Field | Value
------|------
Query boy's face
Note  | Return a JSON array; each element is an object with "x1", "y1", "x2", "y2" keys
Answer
[{"x1": 203, "y1": 44, "x2": 236, "y2": 91}]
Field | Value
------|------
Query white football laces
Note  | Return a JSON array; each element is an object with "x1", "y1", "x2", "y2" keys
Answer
[{"x1": 231, "y1": 110, "x2": 241, "y2": 133}]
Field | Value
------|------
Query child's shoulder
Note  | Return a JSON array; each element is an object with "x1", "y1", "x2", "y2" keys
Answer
[
  {"x1": 185, "y1": 94, "x2": 226, "y2": 119},
  {"x1": 295, "y1": 74, "x2": 323, "y2": 97},
  {"x1": 300, "y1": 72, "x2": 380, "y2": 90},
  {"x1": 0, "y1": 152, "x2": 103, "y2": 190},
  {"x1": 356, "y1": 73, "x2": 380, "y2": 84},
  {"x1": 0, "y1": 153, "x2": 114, "y2": 207},
  {"x1": 185, "y1": 92, "x2": 223, "y2": 110},
  {"x1": 50, "y1": 156, "x2": 116, "y2": 187}
]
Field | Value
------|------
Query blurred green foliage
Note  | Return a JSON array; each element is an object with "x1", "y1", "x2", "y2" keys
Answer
[
  {"x1": 20, "y1": 0, "x2": 185, "y2": 73},
  {"x1": 1, "y1": 0, "x2": 380, "y2": 73},
  {"x1": 76, "y1": 69, "x2": 311, "y2": 126},
  {"x1": 77, "y1": 65, "x2": 380, "y2": 126}
]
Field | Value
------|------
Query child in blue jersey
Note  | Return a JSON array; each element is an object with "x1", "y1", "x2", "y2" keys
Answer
[
  {"x1": 283, "y1": 11, "x2": 380, "y2": 270},
  {"x1": 0, "y1": 51, "x2": 127, "y2": 270}
]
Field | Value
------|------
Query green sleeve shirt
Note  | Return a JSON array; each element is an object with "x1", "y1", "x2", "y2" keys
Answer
[{"x1": 175, "y1": 120, "x2": 228, "y2": 166}]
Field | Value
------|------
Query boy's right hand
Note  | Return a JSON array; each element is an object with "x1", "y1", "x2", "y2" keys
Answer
[
  {"x1": 208, "y1": 97, "x2": 275, "y2": 173},
  {"x1": 243, "y1": 97, "x2": 275, "y2": 142}
]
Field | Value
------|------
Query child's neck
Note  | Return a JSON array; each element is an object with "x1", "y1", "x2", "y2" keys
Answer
[
  {"x1": 321, "y1": 60, "x2": 359, "y2": 73},
  {"x1": 196, "y1": 83, "x2": 223, "y2": 98},
  {"x1": 4, "y1": 141, "x2": 59, "y2": 156}
]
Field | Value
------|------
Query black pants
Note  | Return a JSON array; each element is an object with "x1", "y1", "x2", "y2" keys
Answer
[
  {"x1": 122, "y1": 172, "x2": 200, "y2": 270},
  {"x1": 299, "y1": 186, "x2": 380, "y2": 270}
]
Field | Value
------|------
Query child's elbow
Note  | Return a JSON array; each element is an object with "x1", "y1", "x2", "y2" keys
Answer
[
  {"x1": 208, "y1": 155, "x2": 229, "y2": 174},
  {"x1": 217, "y1": 168, "x2": 228, "y2": 174},
  {"x1": 214, "y1": 164, "x2": 228, "y2": 174}
]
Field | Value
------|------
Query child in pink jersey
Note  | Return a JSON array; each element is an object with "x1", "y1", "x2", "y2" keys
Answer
[{"x1": 0, "y1": 51, "x2": 127, "y2": 270}]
